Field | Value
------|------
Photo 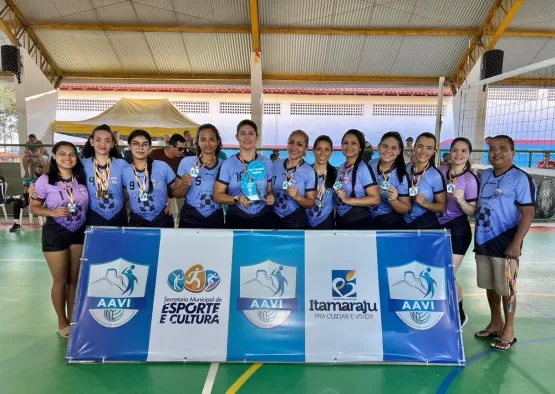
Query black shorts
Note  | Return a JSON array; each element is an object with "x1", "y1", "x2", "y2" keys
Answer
[
  {"x1": 309, "y1": 214, "x2": 335, "y2": 230},
  {"x1": 225, "y1": 210, "x2": 276, "y2": 230},
  {"x1": 87, "y1": 207, "x2": 129, "y2": 227},
  {"x1": 336, "y1": 213, "x2": 375, "y2": 230},
  {"x1": 129, "y1": 211, "x2": 174, "y2": 228},
  {"x1": 42, "y1": 219, "x2": 86, "y2": 252},
  {"x1": 406, "y1": 211, "x2": 441, "y2": 230},
  {"x1": 442, "y1": 216, "x2": 472, "y2": 255},
  {"x1": 374, "y1": 211, "x2": 406, "y2": 230},
  {"x1": 276, "y1": 207, "x2": 308, "y2": 229},
  {"x1": 179, "y1": 210, "x2": 225, "y2": 229}
]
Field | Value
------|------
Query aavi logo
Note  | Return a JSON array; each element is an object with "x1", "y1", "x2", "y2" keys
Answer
[
  {"x1": 387, "y1": 261, "x2": 446, "y2": 330},
  {"x1": 167, "y1": 264, "x2": 220, "y2": 293},
  {"x1": 87, "y1": 259, "x2": 149, "y2": 328},
  {"x1": 238, "y1": 260, "x2": 297, "y2": 329},
  {"x1": 332, "y1": 270, "x2": 356, "y2": 298}
]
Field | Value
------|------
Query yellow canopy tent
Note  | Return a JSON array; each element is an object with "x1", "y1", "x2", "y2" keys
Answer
[{"x1": 52, "y1": 98, "x2": 199, "y2": 139}]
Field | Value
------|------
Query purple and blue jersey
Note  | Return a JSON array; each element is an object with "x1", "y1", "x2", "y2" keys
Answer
[
  {"x1": 216, "y1": 154, "x2": 273, "y2": 217},
  {"x1": 438, "y1": 166, "x2": 479, "y2": 225},
  {"x1": 177, "y1": 156, "x2": 223, "y2": 218},
  {"x1": 368, "y1": 159, "x2": 409, "y2": 217},
  {"x1": 83, "y1": 157, "x2": 127, "y2": 220},
  {"x1": 271, "y1": 159, "x2": 317, "y2": 221},
  {"x1": 475, "y1": 166, "x2": 536, "y2": 258},
  {"x1": 404, "y1": 164, "x2": 446, "y2": 225},
  {"x1": 34, "y1": 174, "x2": 89, "y2": 232},
  {"x1": 334, "y1": 161, "x2": 378, "y2": 217},
  {"x1": 122, "y1": 160, "x2": 176, "y2": 222}
]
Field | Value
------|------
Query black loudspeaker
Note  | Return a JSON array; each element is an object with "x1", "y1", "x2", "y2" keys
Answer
[
  {"x1": 481, "y1": 49, "x2": 504, "y2": 80},
  {"x1": 1, "y1": 45, "x2": 21, "y2": 74}
]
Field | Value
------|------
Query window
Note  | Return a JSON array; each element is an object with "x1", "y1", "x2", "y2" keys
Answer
[
  {"x1": 290, "y1": 103, "x2": 363, "y2": 116},
  {"x1": 219, "y1": 102, "x2": 281, "y2": 115},
  {"x1": 372, "y1": 104, "x2": 445, "y2": 116}
]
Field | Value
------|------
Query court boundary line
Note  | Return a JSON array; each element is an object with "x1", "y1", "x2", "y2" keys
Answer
[
  {"x1": 202, "y1": 362, "x2": 219, "y2": 394},
  {"x1": 225, "y1": 363, "x2": 263, "y2": 394},
  {"x1": 436, "y1": 336, "x2": 555, "y2": 394}
]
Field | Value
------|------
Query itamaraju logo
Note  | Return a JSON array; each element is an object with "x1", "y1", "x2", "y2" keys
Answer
[
  {"x1": 387, "y1": 261, "x2": 446, "y2": 330},
  {"x1": 238, "y1": 260, "x2": 297, "y2": 329},
  {"x1": 87, "y1": 259, "x2": 149, "y2": 328}
]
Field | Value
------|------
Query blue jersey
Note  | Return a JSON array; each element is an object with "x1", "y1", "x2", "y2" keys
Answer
[
  {"x1": 368, "y1": 159, "x2": 409, "y2": 217},
  {"x1": 271, "y1": 159, "x2": 317, "y2": 226},
  {"x1": 475, "y1": 166, "x2": 536, "y2": 258},
  {"x1": 216, "y1": 154, "x2": 272, "y2": 217},
  {"x1": 83, "y1": 157, "x2": 126, "y2": 220},
  {"x1": 177, "y1": 156, "x2": 222, "y2": 218},
  {"x1": 404, "y1": 164, "x2": 446, "y2": 224},
  {"x1": 334, "y1": 161, "x2": 378, "y2": 217},
  {"x1": 122, "y1": 160, "x2": 176, "y2": 221},
  {"x1": 307, "y1": 170, "x2": 336, "y2": 228}
]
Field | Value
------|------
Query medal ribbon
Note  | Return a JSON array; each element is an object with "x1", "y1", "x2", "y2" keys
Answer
[
  {"x1": 411, "y1": 164, "x2": 429, "y2": 189},
  {"x1": 194, "y1": 155, "x2": 215, "y2": 171},
  {"x1": 316, "y1": 172, "x2": 327, "y2": 200},
  {"x1": 341, "y1": 162, "x2": 354, "y2": 182},
  {"x1": 238, "y1": 153, "x2": 257, "y2": 182},
  {"x1": 505, "y1": 258, "x2": 519, "y2": 312},
  {"x1": 448, "y1": 166, "x2": 466, "y2": 187},
  {"x1": 379, "y1": 162, "x2": 395, "y2": 185},
  {"x1": 285, "y1": 159, "x2": 303, "y2": 185},
  {"x1": 59, "y1": 175, "x2": 75, "y2": 204},
  {"x1": 132, "y1": 165, "x2": 149, "y2": 194},
  {"x1": 93, "y1": 158, "x2": 111, "y2": 193}
]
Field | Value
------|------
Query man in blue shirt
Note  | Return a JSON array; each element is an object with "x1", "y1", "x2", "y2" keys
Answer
[{"x1": 474, "y1": 135, "x2": 536, "y2": 352}]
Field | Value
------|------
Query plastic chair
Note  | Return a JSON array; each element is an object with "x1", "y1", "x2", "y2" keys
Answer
[
  {"x1": 20, "y1": 206, "x2": 44, "y2": 225},
  {"x1": 0, "y1": 181, "x2": 8, "y2": 222}
]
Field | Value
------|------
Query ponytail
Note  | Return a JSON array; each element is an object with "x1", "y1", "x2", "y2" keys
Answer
[
  {"x1": 146, "y1": 156, "x2": 154, "y2": 193},
  {"x1": 350, "y1": 155, "x2": 362, "y2": 198},
  {"x1": 325, "y1": 162, "x2": 337, "y2": 189}
]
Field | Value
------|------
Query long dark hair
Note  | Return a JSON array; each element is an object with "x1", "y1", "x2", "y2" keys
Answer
[
  {"x1": 450, "y1": 137, "x2": 473, "y2": 170},
  {"x1": 47, "y1": 141, "x2": 86, "y2": 186},
  {"x1": 415, "y1": 132, "x2": 438, "y2": 168},
  {"x1": 313, "y1": 135, "x2": 337, "y2": 189},
  {"x1": 379, "y1": 131, "x2": 407, "y2": 180},
  {"x1": 128, "y1": 129, "x2": 153, "y2": 193},
  {"x1": 342, "y1": 129, "x2": 365, "y2": 197},
  {"x1": 195, "y1": 123, "x2": 223, "y2": 158},
  {"x1": 81, "y1": 124, "x2": 122, "y2": 159}
]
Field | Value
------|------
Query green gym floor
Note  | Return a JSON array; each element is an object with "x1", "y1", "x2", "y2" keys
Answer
[{"x1": 1, "y1": 224, "x2": 554, "y2": 394}]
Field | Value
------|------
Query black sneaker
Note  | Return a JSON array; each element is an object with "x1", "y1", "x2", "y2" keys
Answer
[
  {"x1": 5, "y1": 196, "x2": 14, "y2": 204},
  {"x1": 9, "y1": 223, "x2": 21, "y2": 233}
]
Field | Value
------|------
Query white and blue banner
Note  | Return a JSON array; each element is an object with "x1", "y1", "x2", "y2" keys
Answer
[{"x1": 67, "y1": 228, "x2": 465, "y2": 365}]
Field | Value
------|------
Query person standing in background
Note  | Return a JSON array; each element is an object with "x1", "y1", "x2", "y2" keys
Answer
[
  {"x1": 404, "y1": 136, "x2": 414, "y2": 164},
  {"x1": 536, "y1": 152, "x2": 555, "y2": 169}
]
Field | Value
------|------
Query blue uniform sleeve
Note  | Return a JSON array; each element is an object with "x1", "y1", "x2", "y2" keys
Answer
[
  {"x1": 515, "y1": 172, "x2": 536, "y2": 206},
  {"x1": 265, "y1": 158, "x2": 273, "y2": 183},
  {"x1": 306, "y1": 166, "x2": 317, "y2": 192},
  {"x1": 216, "y1": 159, "x2": 231, "y2": 185},
  {"x1": 398, "y1": 173, "x2": 410, "y2": 197},
  {"x1": 160, "y1": 161, "x2": 176, "y2": 185},
  {"x1": 360, "y1": 162, "x2": 377, "y2": 189},
  {"x1": 177, "y1": 157, "x2": 190, "y2": 178},
  {"x1": 433, "y1": 168, "x2": 446, "y2": 194},
  {"x1": 121, "y1": 165, "x2": 131, "y2": 189}
]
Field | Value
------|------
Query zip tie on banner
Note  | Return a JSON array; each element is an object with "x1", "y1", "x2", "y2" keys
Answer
[
  {"x1": 86, "y1": 226, "x2": 94, "y2": 233},
  {"x1": 102, "y1": 356, "x2": 106, "y2": 363},
  {"x1": 121, "y1": 227, "x2": 125, "y2": 233},
  {"x1": 333, "y1": 356, "x2": 338, "y2": 366},
  {"x1": 443, "y1": 228, "x2": 449, "y2": 237},
  {"x1": 80, "y1": 257, "x2": 88, "y2": 262},
  {"x1": 457, "y1": 359, "x2": 464, "y2": 366},
  {"x1": 243, "y1": 358, "x2": 247, "y2": 364},
  {"x1": 65, "y1": 356, "x2": 73, "y2": 363},
  {"x1": 424, "y1": 359, "x2": 429, "y2": 366},
  {"x1": 418, "y1": 229, "x2": 422, "y2": 237}
]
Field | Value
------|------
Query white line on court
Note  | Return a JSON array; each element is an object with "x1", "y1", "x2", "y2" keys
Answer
[{"x1": 202, "y1": 362, "x2": 219, "y2": 394}]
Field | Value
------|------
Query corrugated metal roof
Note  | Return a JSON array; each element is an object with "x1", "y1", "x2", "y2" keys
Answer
[
  {"x1": 182, "y1": 33, "x2": 251, "y2": 73},
  {"x1": 262, "y1": 34, "x2": 466, "y2": 76},
  {"x1": 509, "y1": 0, "x2": 555, "y2": 30},
  {"x1": 260, "y1": 0, "x2": 494, "y2": 29},
  {"x1": 495, "y1": 37, "x2": 555, "y2": 73}
]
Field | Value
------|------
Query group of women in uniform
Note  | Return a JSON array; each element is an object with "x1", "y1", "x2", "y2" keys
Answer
[{"x1": 33, "y1": 120, "x2": 478, "y2": 336}]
